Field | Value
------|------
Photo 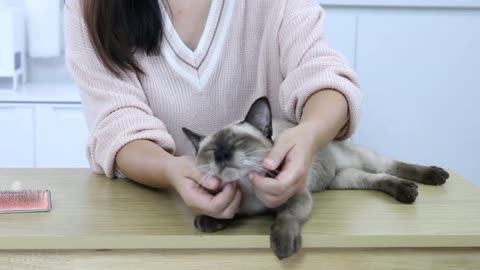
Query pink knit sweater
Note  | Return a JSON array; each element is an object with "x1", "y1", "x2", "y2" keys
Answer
[{"x1": 64, "y1": 0, "x2": 362, "y2": 178}]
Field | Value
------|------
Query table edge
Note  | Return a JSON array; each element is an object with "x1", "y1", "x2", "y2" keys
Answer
[{"x1": 1, "y1": 234, "x2": 479, "y2": 250}]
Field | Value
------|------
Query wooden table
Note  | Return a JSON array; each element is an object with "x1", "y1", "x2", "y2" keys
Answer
[{"x1": 0, "y1": 169, "x2": 479, "y2": 269}]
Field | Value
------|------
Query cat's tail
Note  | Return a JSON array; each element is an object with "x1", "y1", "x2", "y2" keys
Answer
[{"x1": 336, "y1": 142, "x2": 449, "y2": 186}]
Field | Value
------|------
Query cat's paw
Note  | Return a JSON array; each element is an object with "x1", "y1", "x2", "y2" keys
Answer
[
  {"x1": 422, "y1": 166, "x2": 449, "y2": 185},
  {"x1": 270, "y1": 222, "x2": 301, "y2": 260},
  {"x1": 395, "y1": 181, "x2": 418, "y2": 204},
  {"x1": 194, "y1": 215, "x2": 227, "y2": 233}
]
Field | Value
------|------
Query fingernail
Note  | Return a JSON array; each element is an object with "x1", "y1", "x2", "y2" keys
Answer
[{"x1": 264, "y1": 159, "x2": 276, "y2": 168}]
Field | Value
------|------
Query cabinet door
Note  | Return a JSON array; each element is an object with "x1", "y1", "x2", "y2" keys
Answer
[
  {"x1": 35, "y1": 104, "x2": 89, "y2": 168},
  {"x1": 354, "y1": 14, "x2": 480, "y2": 183},
  {"x1": 323, "y1": 9, "x2": 357, "y2": 67},
  {"x1": 0, "y1": 104, "x2": 35, "y2": 167}
]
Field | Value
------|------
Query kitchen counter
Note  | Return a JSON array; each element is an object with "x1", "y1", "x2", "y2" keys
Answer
[
  {"x1": 0, "y1": 169, "x2": 479, "y2": 269},
  {"x1": 0, "y1": 83, "x2": 81, "y2": 104}
]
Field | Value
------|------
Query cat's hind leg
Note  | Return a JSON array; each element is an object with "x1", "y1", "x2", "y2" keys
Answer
[
  {"x1": 328, "y1": 168, "x2": 418, "y2": 204},
  {"x1": 270, "y1": 190, "x2": 312, "y2": 259},
  {"x1": 386, "y1": 162, "x2": 449, "y2": 186},
  {"x1": 348, "y1": 144, "x2": 449, "y2": 186}
]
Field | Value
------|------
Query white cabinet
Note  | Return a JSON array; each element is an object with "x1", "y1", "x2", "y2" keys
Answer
[
  {"x1": 35, "y1": 104, "x2": 89, "y2": 168},
  {"x1": 0, "y1": 104, "x2": 35, "y2": 167},
  {"x1": 353, "y1": 14, "x2": 480, "y2": 182},
  {"x1": 0, "y1": 103, "x2": 89, "y2": 168}
]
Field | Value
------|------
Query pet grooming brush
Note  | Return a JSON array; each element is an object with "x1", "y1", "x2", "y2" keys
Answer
[{"x1": 0, "y1": 190, "x2": 52, "y2": 214}]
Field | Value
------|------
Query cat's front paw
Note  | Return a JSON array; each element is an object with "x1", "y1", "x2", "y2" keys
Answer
[
  {"x1": 270, "y1": 222, "x2": 301, "y2": 259},
  {"x1": 395, "y1": 181, "x2": 418, "y2": 204},
  {"x1": 194, "y1": 215, "x2": 227, "y2": 232},
  {"x1": 422, "y1": 166, "x2": 449, "y2": 185}
]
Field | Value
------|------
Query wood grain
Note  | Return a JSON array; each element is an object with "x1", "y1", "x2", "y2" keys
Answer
[
  {"x1": 0, "y1": 249, "x2": 479, "y2": 270},
  {"x1": 0, "y1": 169, "x2": 479, "y2": 249}
]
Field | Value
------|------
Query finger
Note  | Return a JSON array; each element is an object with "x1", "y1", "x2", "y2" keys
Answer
[
  {"x1": 253, "y1": 153, "x2": 304, "y2": 196},
  {"x1": 209, "y1": 183, "x2": 237, "y2": 214},
  {"x1": 188, "y1": 167, "x2": 220, "y2": 191},
  {"x1": 183, "y1": 180, "x2": 216, "y2": 212},
  {"x1": 252, "y1": 174, "x2": 298, "y2": 209},
  {"x1": 203, "y1": 176, "x2": 221, "y2": 191},
  {"x1": 276, "y1": 155, "x2": 306, "y2": 187},
  {"x1": 250, "y1": 172, "x2": 284, "y2": 196},
  {"x1": 254, "y1": 188, "x2": 288, "y2": 209},
  {"x1": 219, "y1": 189, "x2": 242, "y2": 219},
  {"x1": 263, "y1": 142, "x2": 293, "y2": 171}
]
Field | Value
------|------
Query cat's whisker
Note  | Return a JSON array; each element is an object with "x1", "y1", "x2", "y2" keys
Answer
[
  {"x1": 243, "y1": 160, "x2": 277, "y2": 177},
  {"x1": 243, "y1": 148, "x2": 256, "y2": 153},
  {"x1": 244, "y1": 147, "x2": 269, "y2": 153},
  {"x1": 243, "y1": 157, "x2": 266, "y2": 164},
  {"x1": 242, "y1": 159, "x2": 265, "y2": 166},
  {"x1": 196, "y1": 164, "x2": 211, "y2": 170},
  {"x1": 243, "y1": 158, "x2": 279, "y2": 172},
  {"x1": 244, "y1": 149, "x2": 270, "y2": 156},
  {"x1": 242, "y1": 156, "x2": 266, "y2": 162},
  {"x1": 246, "y1": 147, "x2": 269, "y2": 152},
  {"x1": 197, "y1": 168, "x2": 211, "y2": 175},
  {"x1": 244, "y1": 163, "x2": 279, "y2": 177},
  {"x1": 197, "y1": 163, "x2": 210, "y2": 168},
  {"x1": 242, "y1": 159, "x2": 263, "y2": 166},
  {"x1": 197, "y1": 170, "x2": 213, "y2": 188}
]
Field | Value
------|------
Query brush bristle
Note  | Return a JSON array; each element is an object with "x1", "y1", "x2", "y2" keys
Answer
[{"x1": 0, "y1": 190, "x2": 50, "y2": 212}]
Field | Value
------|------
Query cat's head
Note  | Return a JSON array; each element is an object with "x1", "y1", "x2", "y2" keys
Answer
[{"x1": 182, "y1": 97, "x2": 274, "y2": 184}]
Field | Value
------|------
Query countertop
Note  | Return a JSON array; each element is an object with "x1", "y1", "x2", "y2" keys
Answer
[
  {"x1": 0, "y1": 83, "x2": 81, "y2": 104},
  {"x1": 0, "y1": 169, "x2": 479, "y2": 250}
]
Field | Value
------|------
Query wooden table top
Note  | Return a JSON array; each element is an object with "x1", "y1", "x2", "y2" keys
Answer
[{"x1": 0, "y1": 169, "x2": 479, "y2": 250}]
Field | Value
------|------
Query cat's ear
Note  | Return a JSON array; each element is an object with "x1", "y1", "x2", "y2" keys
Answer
[
  {"x1": 244, "y1": 96, "x2": 272, "y2": 138},
  {"x1": 182, "y1": 127, "x2": 205, "y2": 153}
]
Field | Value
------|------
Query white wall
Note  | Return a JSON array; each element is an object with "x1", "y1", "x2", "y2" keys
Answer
[
  {"x1": 324, "y1": 5, "x2": 480, "y2": 184},
  {"x1": 321, "y1": 0, "x2": 480, "y2": 8},
  {"x1": 0, "y1": 1, "x2": 479, "y2": 185}
]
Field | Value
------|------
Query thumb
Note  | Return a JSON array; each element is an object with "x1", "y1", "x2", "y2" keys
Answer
[
  {"x1": 263, "y1": 142, "x2": 292, "y2": 170},
  {"x1": 195, "y1": 172, "x2": 220, "y2": 191},
  {"x1": 188, "y1": 164, "x2": 220, "y2": 191}
]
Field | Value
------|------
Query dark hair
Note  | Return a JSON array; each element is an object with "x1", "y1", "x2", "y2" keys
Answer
[{"x1": 82, "y1": 0, "x2": 163, "y2": 76}]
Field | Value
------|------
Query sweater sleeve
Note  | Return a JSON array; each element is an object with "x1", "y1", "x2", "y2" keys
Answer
[
  {"x1": 278, "y1": 0, "x2": 362, "y2": 139},
  {"x1": 64, "y1": 0, "x2": 176, "y2": 178}
]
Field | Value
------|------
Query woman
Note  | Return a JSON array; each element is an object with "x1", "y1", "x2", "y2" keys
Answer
[{"x1": 64, "y1": 0, "x2": 361, "y2": 219}]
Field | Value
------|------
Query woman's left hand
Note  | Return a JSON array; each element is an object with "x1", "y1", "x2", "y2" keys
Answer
[{"x1": 249, "y1": 123, "x2": 322, "y2": 208}]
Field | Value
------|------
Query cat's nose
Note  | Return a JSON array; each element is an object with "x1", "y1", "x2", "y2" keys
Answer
[{"x1": 214, "y1": 148, "x2": 232, "y2": 163}]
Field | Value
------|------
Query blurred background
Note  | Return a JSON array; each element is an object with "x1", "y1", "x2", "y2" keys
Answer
[{"x1": 0, "y1": 0, "x2": 479, "y2": 184}]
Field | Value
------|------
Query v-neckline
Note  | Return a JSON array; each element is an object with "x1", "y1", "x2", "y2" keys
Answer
[{"x1": 160, "y1": 0, "x2": 224, "y2": 69}]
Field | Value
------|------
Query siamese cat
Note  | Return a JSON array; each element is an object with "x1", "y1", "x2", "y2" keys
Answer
[{"x1": 182, "y1": 96, "x2": 449, "y2": 259}]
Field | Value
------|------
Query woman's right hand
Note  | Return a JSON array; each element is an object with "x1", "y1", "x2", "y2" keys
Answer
[{"x1": 166, "y1": 156, "x2": 242, "y2": 219}]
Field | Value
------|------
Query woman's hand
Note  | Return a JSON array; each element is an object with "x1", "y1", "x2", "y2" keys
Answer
[
  {"x1": 249, "y1": 123, "x2": 319, "y2": 208},
  {"x1": 167, "y1": 156, "x2": 242, "y2": 219},
  {"x1": 250, "y1": 90, "x2": 349, "y2": 209}
]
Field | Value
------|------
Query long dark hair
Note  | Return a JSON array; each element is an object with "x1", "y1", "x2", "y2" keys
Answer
[{"x1": 82, "y1": 0, "x2": 163, "y2": 76}]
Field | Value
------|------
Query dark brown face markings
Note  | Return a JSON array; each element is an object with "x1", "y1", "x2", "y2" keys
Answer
[
  {"x1": 212, "y1": 129, "x2": 236, "y2": 163},
  {"x1": 194, "y1": 123, "x2": 274, "y2": 183}
]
